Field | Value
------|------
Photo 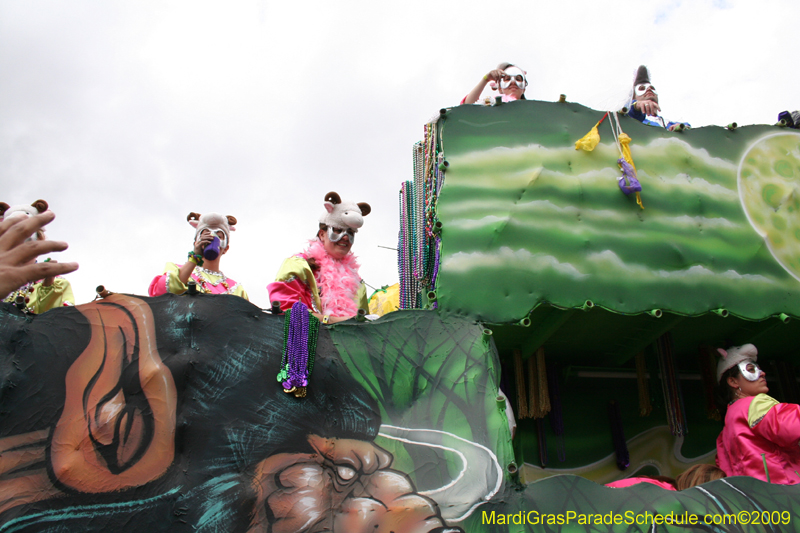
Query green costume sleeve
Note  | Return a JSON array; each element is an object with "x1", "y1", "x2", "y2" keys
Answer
[{"x1": 357, "y1": 282, "x2": 368, "y2": 311}]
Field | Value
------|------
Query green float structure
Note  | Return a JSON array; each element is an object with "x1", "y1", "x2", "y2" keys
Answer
[
  {"x1": 1, "y1": 101, "x2": 800, "y2": 532},
  {"x1": 396, "y1": 99, "x2": 800, "y2": 528}
]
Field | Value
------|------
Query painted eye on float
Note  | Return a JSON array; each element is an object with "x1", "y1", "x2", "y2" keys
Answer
[{"x1": 336, "y1": 465, "x2": 357, "y2": 482}]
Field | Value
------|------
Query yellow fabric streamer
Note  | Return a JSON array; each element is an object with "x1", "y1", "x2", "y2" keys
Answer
[
  {"x1": 618, "y1": 133, "x2": 644, "y2": 209},
  {"x1": 574, "y1": 124, "x2": 601, "y2": 152},
  {"x1": 577, "y1": 112, "x2": 644, "y2": 209},
  {"x1": 617, "y1": 133, "x2": 636, "y2": 171},
  {"x1": 575, "y1": 112, "x2": 609, "y2": 152}
]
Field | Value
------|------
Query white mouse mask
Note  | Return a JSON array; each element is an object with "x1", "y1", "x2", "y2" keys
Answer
[
  {"x1": 500, "y1": 67, "x2": 527, "y2": 91},
  {"x1": 737, "y1": 360, "x2": 764, "y2": 382}
]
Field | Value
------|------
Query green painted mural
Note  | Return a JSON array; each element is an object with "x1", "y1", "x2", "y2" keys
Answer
[
  {"x1": 424, "y1": 101, "x2": 800, "y2": 323},
  {"x1": 4, "y1": 296, "x2": 800, "y2": 532},
  {"x1": 394, "y1": 99, "x2": 800, "y2": 530}
]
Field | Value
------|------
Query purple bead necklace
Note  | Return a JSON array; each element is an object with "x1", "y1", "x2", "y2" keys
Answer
[{"x1": 277, "y1": 301, "x2": 319, "y2": 398}]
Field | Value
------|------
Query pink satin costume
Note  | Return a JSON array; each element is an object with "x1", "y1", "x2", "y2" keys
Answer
[
  {"x1": 716, "y1": 394, "x2": 800, "y2": 485},
  {"x1": 148, "y1": 263, "x2": 248, "y2": 300},
  {"x1": 605, "y1": 478, "x2": 676, "y2": 490}
]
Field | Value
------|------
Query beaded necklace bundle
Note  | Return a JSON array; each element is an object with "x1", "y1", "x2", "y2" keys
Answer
[
  {"x1": 4, "y1": 281, "x2": 35, "y2": 301},
  {"x1": 276, "y1": 301, "x2": 320, "y2": 398},
  {"x1": 399, "y1": 178, "x2": 419, "y2": 309},
  {"x1": 3, "y1": 281, "x2": 36, "y2": 312},
  {"x1": 635, "y1": 351, "x2": 653, "y2": 417},
  {"x1": 536, "y1": 418, "x2": 548, "y2": 468},
  {"x1": 608, "y1": 399, "x2": 629, "y2": 470},
  {"x1": 191, "y1": 267, "x2": 236, "y2": 294},
  {"x1": 527, "y1": 348, "x2": 551, "y2": 420},
  {"x1": 399, "y1": 120, "x2": 445, "y2": 309},
  {"x1": 547, "y1": 364, "x2": 566, "y2": 463},
  {"x1": 698, "y1": 345, "x2": 720, "y2": 421},
  {"x1": 655, "y1": 332, "x2": 688, "y2": 436}
]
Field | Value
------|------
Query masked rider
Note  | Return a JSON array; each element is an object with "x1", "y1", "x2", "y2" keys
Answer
[
  {"x1": 268, "y1": 192, "x2": 370, "y2": 325},
  {"x1": 149, "y1": 212, "x2": 248, "y2": 299}
]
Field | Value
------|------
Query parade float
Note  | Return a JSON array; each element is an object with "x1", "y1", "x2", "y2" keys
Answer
[
  {"x1": 396, "y1": 99, "x2": 800, "y2": 527},
  {"x1": 1, "y1": 99, "x2": 800, "y2": 532}
]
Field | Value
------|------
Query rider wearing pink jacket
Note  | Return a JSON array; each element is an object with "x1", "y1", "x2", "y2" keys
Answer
[{"x1": 715, "y1": 344, "x2": 800, "y2": 484}]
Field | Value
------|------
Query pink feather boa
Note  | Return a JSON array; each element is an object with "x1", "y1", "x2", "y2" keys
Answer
[{"x1": 302, "y1": 239, "x2": 361, "y2": 316}]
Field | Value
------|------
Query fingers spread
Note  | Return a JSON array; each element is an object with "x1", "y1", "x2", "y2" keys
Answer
[
  {"x1": 13, "y1": 240, "x2": 69, "y2": 265},
  {"x1": 27, "y1": 261, "x2": 79, "y2": 280},
  {"x1": 0, "y1": 212, "x2": 55, "y2": 252}
]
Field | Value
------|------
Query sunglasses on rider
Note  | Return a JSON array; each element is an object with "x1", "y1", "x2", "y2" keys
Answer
[{"x1": 634, "y1": 83, "x2": 657, "y2": 97}]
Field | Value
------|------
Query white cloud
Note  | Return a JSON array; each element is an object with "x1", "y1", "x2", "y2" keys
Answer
[{"x1": 0, "y1": 0, "x2": 797, "y2": 306}]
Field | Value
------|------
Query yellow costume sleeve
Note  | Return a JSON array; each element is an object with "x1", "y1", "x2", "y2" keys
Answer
[
  {"x1": 232, "y1": 285, "x2": 249, "y2": 301},
  {"x1": 154, "y1": 263, "x2": 248, "y2": 300},
  {"x1": 163, "y1": 262, "x2": 189, "y2": 295},
  {"x1": 30, "y1": 278, "x2": 75, "y2": 314},
  {"x1": 273, "y1": 256, "x2": 321, "y2": 313},
  {"x1": 748, "y1": 393, "x2": 780, "y2": 428}
]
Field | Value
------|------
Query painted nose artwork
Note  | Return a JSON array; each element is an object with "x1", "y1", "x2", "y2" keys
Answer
[{"x1": 0, "y1": 294, "x2": 483, "y2": 532}]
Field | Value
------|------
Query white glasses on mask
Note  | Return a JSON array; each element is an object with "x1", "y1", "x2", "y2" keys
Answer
[
  {"x1": 327, "y1": 226, "x2": 356, "y2": 243},
  {"x1": 737, "y1": 360, "x2": 763, "y2": 382},
  {"x1": 198, "y1": 229, "x2": 228, "y2": 249},
  {"x1": 500, "y1": 67, "x2": 527, "y2": 90},
  {"x1": 634, "y1": 83, "x2": 657, "y2": 97}
]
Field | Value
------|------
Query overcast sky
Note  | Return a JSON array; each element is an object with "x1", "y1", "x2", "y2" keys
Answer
[{"x1": 1, "y1": 0, "x2": 797, "y2": 308}]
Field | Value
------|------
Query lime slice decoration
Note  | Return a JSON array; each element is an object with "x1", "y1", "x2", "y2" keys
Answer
[{"x1": 738, "y1": 132, "x2": 800, "y2": 279}]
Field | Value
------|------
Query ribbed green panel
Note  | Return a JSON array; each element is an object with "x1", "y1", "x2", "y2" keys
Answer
[{"x1": 435, "y1": 101, "x2": 800, "y2": 323}]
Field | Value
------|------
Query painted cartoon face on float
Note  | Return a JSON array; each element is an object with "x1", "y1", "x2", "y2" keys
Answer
[
  {"x1": 250, "y1": 434, "x2": 462, "y2": 533},
  {"x1": 2, "y1": 294, "x2": 464, "y2": 533}
]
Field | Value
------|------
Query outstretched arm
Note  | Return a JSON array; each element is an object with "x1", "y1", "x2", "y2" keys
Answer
[
  {"x1": 462, "y1": 68, "x2": 505, "y2": 104},
  {"x1": 632, "y1": 98, "x2": 661, "y2": 117},
  {"x1": 751, "y1": 395, "x2": 800, "y2": 450},
  {"x1": 0, "y1": 212, "x2": 78, "y2": 299}
]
